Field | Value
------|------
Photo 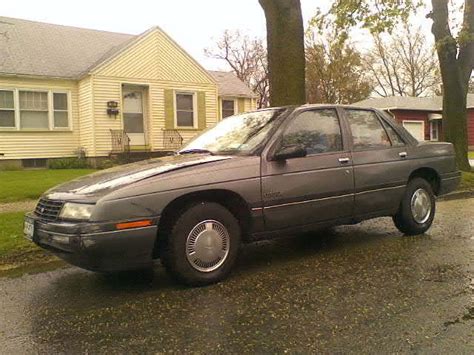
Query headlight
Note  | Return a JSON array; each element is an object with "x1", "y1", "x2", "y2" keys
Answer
[{"x1": 59, "y1": 203, "x2": 94, "y2": 220}]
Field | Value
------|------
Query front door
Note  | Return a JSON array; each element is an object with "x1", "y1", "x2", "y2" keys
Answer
[
  {"x1": 261, "y1": 108, "x2": 354, "y2": 231},
  {"x1": 123, "y1": 87, "x2": 146, "y2": 146}
]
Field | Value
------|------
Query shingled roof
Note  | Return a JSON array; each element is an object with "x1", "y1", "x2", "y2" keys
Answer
[
  {"x1": 208, "y1": 71, "x2": 256, "y2": 98},
  {"x1": 0, "y1": 17, "x2": 255, "y2": 98},
  {"x1": 0, "y1": 16, "x2": 135, "y2": 79},
  {"x1": 353, "y1": 95, "x2": 474, "y2": 111}
]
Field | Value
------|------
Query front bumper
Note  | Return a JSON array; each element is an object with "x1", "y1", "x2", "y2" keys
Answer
[{"x1": 25, "y1": 212, "x2": 159, "y2": 272}]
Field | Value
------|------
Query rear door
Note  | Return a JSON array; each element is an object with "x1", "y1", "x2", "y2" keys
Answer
[
  {"x1": 343, "y1": 108, "x2": 409, "y2": 218},
  {"x1": 261, "y1": 108, "x2": 354, "y2": 231}
]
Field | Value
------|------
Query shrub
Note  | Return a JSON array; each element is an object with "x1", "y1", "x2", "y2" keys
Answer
[
  {"x1": 96, "y1": 159, "x2": 117, "y2": 170},
  {"x1": 48, "y1": 158, "x2": 90, "y2": 169},
  {"x1": 0, "y1": 163, "x2": 23, "y2": 171}
]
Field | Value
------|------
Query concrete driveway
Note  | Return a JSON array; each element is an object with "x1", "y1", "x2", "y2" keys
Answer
[{"x1": 1, "y1": 198, "x2": 473, "y2": 354}]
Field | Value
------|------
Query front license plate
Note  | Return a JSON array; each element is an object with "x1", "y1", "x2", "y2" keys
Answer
[{"x1": 24, "y1": 218, "x2": 35, "y2": 241}]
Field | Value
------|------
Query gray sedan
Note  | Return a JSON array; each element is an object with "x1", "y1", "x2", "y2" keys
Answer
[{"x1": 24, "y1": 105, "x2": 460, "y2": 285}]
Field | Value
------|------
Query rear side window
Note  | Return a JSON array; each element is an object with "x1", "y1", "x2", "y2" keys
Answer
[
  {"x1": 381, "y1": 119, "x2": 405, "y2": 146},
  {"x1": 346, "y1": 110, "x2": 391, "y2": 150},
  {"x1": 281, "y1": 109, "x2": 343, "y2": 155}
]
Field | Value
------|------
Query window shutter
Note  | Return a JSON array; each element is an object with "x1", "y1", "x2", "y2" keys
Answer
[
  {"x1": 164, "y1": 89, "x2": 174, "y2": 129},
  {"x1": 198, "y1": 91, "x2": 206, "y2": 130},
  {"x1": 238, "y1": 98, "x2": 245, "y2": 113}
]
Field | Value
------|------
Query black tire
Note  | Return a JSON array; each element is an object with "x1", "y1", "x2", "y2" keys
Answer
[
  {"x1": 160, "y1": 201, "x2": 241, "y2": 286},
  {"x1": 393, "y1": 177, "x2": 436, "y2": 235}
]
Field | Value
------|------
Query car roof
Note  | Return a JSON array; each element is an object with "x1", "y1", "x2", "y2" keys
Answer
[{"x1": 255, "y1": 104, "x2": 381, "y2": 112}]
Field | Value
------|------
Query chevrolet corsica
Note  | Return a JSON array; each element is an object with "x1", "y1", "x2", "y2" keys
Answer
[{"x1": 25, "y1": 105, "x2": 460, "y2": 285}]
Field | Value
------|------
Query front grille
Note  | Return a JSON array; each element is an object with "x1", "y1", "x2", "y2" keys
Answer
[{"x1": 35, "y1": 198, "x2": 64, "y2": 221}]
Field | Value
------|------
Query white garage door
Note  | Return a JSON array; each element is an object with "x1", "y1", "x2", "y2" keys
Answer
[{"x1": 403, "y1": 121, "x2": 425, "y2": 141}]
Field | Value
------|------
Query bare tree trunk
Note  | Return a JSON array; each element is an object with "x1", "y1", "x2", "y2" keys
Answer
[
  {"x1": 431, "y1": 0, "x2": 472, "y2": 171},
  {"x1": 259, "y1": 0, "x2": 306, "y2": 106}
]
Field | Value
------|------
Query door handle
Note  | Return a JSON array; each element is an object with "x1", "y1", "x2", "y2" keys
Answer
[
  {"x1": 338, "y1": 157, "x2": 350, "y2": 164},
  {"x1": 399, "y1": 151, "x2": 408, "y2": 158}
]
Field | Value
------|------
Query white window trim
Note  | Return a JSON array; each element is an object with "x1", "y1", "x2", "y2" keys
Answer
[
  {"x1": 0, "y1": 88, "x2": 17, "y2": 130},
  {"x1": 52, "y1": 91, "x2": 73, "y2": 130},
  {"x1": 220, "y1": 97, "x2": 237, "y2": 119},
  {"x1": 402, "y1": 120, "x2": 425, "y2": 141},
  {"x1": 174, "y1": 91, "x2": 197, "y2": 129},
  {"x1": 0, "y1": 88, "x2": 72, "y2": 131},
  {"x1": 430, "y1": 120, "x2": 439, "y2": 141}
]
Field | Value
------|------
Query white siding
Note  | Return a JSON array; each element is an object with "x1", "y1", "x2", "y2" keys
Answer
[
  {"x1": 0, "y1": 77, "x2": 80, "y2": 160},
  {"x1": 94, "y1": 29, "x2": 214, "y2": 85},
  {"x1": 90, "y1": 28, "x2": 218, "y2": 156},
  {"x1": 78, "y1": 76, "x2": 95, "y2": 156},
  {"x1": 92, "y1": 76, "x2": 217, "y2": 156}
]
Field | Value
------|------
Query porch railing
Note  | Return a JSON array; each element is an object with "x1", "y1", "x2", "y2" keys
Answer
[
  {"x1": 163, "y1": 129, "x2": 183, "y2": 151},
  {"x1": 110, "y1": 129, "x2": 130, "y2": 154}
]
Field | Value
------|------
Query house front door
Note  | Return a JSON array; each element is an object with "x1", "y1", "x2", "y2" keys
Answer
[{"x1": 123, "y1": 87, "x2": 146, "y2": 146}]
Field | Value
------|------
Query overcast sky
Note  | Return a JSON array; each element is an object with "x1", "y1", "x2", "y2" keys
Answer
[{"x1": 2, "y1": 0, "x2": 435, "y2": 70}]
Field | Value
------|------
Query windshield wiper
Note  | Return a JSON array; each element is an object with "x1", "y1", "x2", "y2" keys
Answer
[{"x1": 178, "y1": 148, "x2": 214, "y2": 155}]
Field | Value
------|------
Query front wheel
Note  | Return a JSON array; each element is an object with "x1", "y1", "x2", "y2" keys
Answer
[
  {"x1": 393, "y1": 178, "x2": 436, "y2": 235},
  {"x1": 160, "y1": 202, "x2": 241, "y2": 286}
]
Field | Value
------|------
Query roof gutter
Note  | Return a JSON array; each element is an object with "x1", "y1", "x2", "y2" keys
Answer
[{"x1": 0, "y1": 72, "x2": 75, "y2": 81}]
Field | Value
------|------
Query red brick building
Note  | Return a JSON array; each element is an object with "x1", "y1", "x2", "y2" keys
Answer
[{"x1": 354, "y1": 95, "x2": 474, "y2": 149}]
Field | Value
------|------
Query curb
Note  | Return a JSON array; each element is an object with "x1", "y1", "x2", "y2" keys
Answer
[{"x1": 439, "y1": 190, "x2": 474, "y2": 201}]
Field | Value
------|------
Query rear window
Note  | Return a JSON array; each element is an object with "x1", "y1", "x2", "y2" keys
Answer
[
  {"x1": 381, "y1": 119, "x2": 405, "y2": 146},
  {"x1": 346, "y1": 110, "x2": 391, "y2": 150}
]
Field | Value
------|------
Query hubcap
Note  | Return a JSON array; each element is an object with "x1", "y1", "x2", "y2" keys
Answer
[
  {"x1": 186, "y1": 220, "x2": 230, "y2": 272},
  {"x1": 410, "y1": 188, "x2": 432, "y2": 224}
]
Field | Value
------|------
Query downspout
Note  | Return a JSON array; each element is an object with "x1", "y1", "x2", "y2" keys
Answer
[{"x1": 386, "y1": 108, "x2": 396, "y2": 120}]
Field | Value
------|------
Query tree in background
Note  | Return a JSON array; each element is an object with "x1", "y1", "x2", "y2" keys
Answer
[
  {"x1": 428, "y1": 0, "x2": 473, "y2": 171},
  {"x1": 305, "y1": 25, "x2": 373, "y2": 104},
  {"x1": 205, "y1": 30, "x2": 270, "y2": 108},
  {"x1": 318, "y1": 0, "x2": 472, "y2": 170},
  {"x1": 364, "y1": 25, "x2": 441, "y2": 97},
  {"x1": 259, "y1": 0, "x2": 306, "y2": 106}
]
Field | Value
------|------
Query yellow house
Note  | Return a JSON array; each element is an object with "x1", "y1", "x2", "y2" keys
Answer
[{"x1": 0, "y1": 17, "x2": 257, "y2": 168}]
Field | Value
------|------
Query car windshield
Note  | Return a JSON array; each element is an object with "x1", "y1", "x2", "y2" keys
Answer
[{"x1": 179, "y1": 108, "x2": 286, "y2": 155}]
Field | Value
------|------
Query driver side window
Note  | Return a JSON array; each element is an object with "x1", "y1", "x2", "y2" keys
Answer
[{"x1": 281, "y1": 109, "x2": 343, "y2": 155}]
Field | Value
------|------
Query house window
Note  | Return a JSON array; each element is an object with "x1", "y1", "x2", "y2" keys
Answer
[
  {"x1": 430, "y1": 120, "x2": 440, "y2": 141},
  {"x1": 0, "y1": 90, "x2": 15, "y2": 128},
  {"x1": 19, "y1": 91, "x2": 49, "y2": 129},
  {"x1": 53, "y1": 93, "x2": 69, "y2": 128},
  {"x1": 0, "y1": 89, "x2": 71, "y2": 130},
  {"x1": 176, "y1": 92, "x2": 195, "y2": 127},
  {"x1": 222, "y1": 99, "x2": 235, "y2": 118}
]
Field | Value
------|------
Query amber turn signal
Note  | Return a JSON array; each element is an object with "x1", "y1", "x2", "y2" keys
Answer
[{"x1": 116, "y1": 219, "x2": 153, "y2": 230}]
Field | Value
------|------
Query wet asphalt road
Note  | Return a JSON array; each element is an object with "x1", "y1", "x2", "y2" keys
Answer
[{"x1": 1, "y1": 198, "x2": 473, "y2": 354}]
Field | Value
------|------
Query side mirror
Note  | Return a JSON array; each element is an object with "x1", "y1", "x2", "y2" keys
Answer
[{"x1": 273, "y1": 144, "x2": 307, "y2": 161}]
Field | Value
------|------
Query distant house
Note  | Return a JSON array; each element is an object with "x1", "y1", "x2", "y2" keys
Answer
[
  {"x1": 0, "y1": 17, "x2": 256, "y2": 168},
  {"x1": 354, "y1": 95, "x2": 474, "y2": 149}
]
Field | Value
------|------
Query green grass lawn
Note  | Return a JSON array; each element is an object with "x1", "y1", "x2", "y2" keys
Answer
[
  {"x1": 0, "y1": 211, "x2": 65, "y2": 276},
  {"x1": 460, "y1": 171, "x2": 474, "y2": 191},
  {"x1": 469, "y1": 151, "x2": 474, "y2": 159},
  {"x1": 0, "y1": 211, "x2": 36, "y2": 259},
  {"x1": 0, "y1": 169, "x2": 95, "y2": 203}
]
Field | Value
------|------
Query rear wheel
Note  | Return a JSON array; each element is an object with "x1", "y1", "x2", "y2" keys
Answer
[
  {"x1": 393, "y1": 178, "x2": 436, "y2": 235},
  {"x1": 160, "y1": 201, "x2": 241, "y2": 286}
]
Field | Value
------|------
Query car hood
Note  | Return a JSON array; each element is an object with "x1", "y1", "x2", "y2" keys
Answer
[{"x1": 44, "y1": 154, "x2": 232, "y2": 201}]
